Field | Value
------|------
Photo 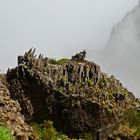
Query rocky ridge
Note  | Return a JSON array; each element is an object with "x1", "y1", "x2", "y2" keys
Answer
[{"x1": 0, "y1": 49, "x2": 139, "y2": 140}]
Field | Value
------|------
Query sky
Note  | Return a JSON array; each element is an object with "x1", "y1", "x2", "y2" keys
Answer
[{"x1": 0, "y1": 0, "x2": 139, "y2": 72}]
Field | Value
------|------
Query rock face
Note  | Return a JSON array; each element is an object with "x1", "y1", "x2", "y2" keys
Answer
[
  {"x1": 71, "y1": 50, "x2": 86, "y2": 62},
  {"x1": 5, "y1": 49, "x2": 138, "y2": 139},
  {"x1": 0, "y1": 75, "x2": 34, "y2": 140}
]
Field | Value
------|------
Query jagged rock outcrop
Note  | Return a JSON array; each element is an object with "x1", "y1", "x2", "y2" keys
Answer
[
  {"x1": 5, "y1": 49, "x2": 139, "y2": 140},
  {"x1": 71, "y1": 50, "x2": 86, "y2": 62},
  {"x1": 0, "y1": 75, "x2": 34, "y2": 140}
]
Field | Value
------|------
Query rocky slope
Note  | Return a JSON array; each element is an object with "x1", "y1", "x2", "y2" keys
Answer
[
  {"x1": 0, "y1": 48, "x2": 139, "y2": 140},
  {"x1": 0, "y1": 75, "x2": 34, "y2": 139}
]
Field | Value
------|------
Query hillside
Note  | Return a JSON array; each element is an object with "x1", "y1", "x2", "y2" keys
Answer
[{"x1": 0, "y1": 48, "x2": 140, "y2": 140}]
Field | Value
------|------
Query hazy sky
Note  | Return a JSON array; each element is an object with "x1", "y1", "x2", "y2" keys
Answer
[{"x1": 0, "y1": 0, "x2": 138, "y2": 71}]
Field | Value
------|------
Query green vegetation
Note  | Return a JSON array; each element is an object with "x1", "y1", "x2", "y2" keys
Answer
[
  {"x1": 108, "y1": 92, "x2": 114, "y2": 99},
  {"x1": 110, "y1": 109, "x2": 140, "y2": 139},
  {"x1": 122, "y1": 109, "x2": 140, "y2": 137},
  {"x1": 84, "y1": 133, "x2": 94, "y2": 140},
  {"x1": 57, "y1": 87, "x2": 66, "y2": 93},
  {"x1": 31, "y1": 120, "x2": 68, "y2": 140},
  {"x1": 49, "y1": 58, "x2": 69, "y2": 65},
  {"x1": 0, "y1": 125, "x2": 14, "y2": 140},
  {"x1": 98, "y1": 78, "x2": 107, "y2": 88},
  {"x1": 57, "y1": 58, "x2": 69, "y2": 65},
  {"x1": 86, "y1": 79, "x2": 94, "y2": 86}
]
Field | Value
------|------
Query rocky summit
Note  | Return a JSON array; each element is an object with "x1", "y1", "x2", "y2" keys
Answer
[{"x1": 0, "y1": 49, "x2": 140, "y2": 140}]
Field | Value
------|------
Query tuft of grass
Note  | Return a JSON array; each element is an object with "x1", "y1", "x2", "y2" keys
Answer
[
  {"x1": 98, "y1": 78, "x2": 107, "y2": 88},
  {"x1": 86, "y1": 79, "x2": 94, "y2": 86},
  {"x1": 57, "y1": 58, "x2": 69, "y2": 65},
  {"x1": 0, "y1": 125, "x2": 14, "y2": 140},
  {"x1": 31, "y1": 120, "x2": 68, "y2": 140},
  {"x1": 84, "y1": 133, "x2": 94, "y2": 140},
  {"x1": 49, "y1": 58, "x2": 69, "y2": 65}
]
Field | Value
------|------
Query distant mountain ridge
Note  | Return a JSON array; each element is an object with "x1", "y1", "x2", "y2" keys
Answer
[{"x1": 94, "y1": 1, "x2": 140, "y2": 97}]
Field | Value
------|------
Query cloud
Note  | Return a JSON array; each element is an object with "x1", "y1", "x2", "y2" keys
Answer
[
  {"x1": 0, "y1": 0, "x2": 138, "y2": 72},
  {"x1": 92, "y1": 2, "x2": 140, "y2": 97}
]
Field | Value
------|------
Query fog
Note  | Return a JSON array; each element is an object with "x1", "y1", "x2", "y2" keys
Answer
[
  {"x1": 92, "y1": 1, "x2": 140, "y2": 97},
  {"x1": 0, "y1": 0, "x2": 138, "y2": 71}
]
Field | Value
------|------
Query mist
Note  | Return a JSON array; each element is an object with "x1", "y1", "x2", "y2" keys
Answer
[
  {"x1": 0, "y1": 0, "x2": 138, "y2": 71},
  {"x1": 92, "y1": 1, "x2": 140, "y2": 97}
]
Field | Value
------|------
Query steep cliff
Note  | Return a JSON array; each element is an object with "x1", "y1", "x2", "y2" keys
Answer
[{"x1": 0, "y1": 49, "x2": 138, "y2": 140}]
